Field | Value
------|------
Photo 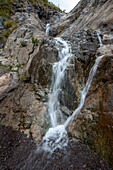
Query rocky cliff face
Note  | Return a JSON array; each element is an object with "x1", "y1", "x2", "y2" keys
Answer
[
  {"x1": 49, "y1": 0, "x2": 113, "y2": 36},
  {"x1": 0, "y1": 0, "x2": 61, "y2": 142},
  {"x1": 0, "y1": 0, "x2": 62, "y2": 48},
  {"x1": 0, "y1": 0, "x2": 113, "y2": 168}
]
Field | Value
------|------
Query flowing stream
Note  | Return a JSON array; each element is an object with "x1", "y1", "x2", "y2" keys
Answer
[
  {"x1": 46, "y1": 24, "x2": 50, "y2": 35},
  {"x1": 22, "y1": 32, "x2": 104, "y2": 169},
  {"x1": 48, "y1": 37, "x2": 72, "y2": 127},
  {"x1": 96, "y1": 30, "x2": 103, "y2": 47},
  {"x1": 38, "y1": 37, "x2": 104, "y2": 152},
  {"x1": 64, "y1": 54, "x2": 104, "y2": 127}
]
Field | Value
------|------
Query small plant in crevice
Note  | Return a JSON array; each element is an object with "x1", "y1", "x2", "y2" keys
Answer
[
  {"x1": 0, "y1": 64, "x2": 15, "y2": 71},
  {"x1": 57, "y1": 25, "x2": 65, "y2": 33},
  {"x1": 16, "y1": 62, "x2": 25, "y2": 69},
  {"x1": 32, "y1": 37, "x2": 39, "y2": 46},
  {"x1": 8, "y1": 65, "x2": 13, "y2": 70},
  {"x1": 1, "y1": 29, "x2": 11, "y2": 41},
  {"x1": 20, "y1": 41, "x2": 27, "y2": 47},
  {"x1": 19, "y1": 70, "x2": 28, "y2": 81},
  {"x1": 19, "y1": 2, "x2": 24, "y2": 7}
]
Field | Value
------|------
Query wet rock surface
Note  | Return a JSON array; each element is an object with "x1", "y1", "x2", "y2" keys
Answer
[{"x1": 67, "y1": 54, "x2": 113, "y2": 167}]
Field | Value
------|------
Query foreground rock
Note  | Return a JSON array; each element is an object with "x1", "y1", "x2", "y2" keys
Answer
[
  {"x1": 0, "y1": 125, "x2": 111, "y2": 170},
  {"x1": 0, "y1": 125, "x2": 35, "y2": 170}
]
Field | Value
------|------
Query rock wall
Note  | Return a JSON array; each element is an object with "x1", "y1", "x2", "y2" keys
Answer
[
  {"x1": 0, "y1": 0, "x2": 61, "y2": 142},
  {"x1": 49, "y1": 0, "x2": 113, "y2": 36}
]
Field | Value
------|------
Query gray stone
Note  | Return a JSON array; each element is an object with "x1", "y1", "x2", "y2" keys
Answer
[{"x1": 0, "y1": 17, "x2": 4, "y2": 30}]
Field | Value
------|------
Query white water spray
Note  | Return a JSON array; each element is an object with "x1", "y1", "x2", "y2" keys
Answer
[
  {"x1": 41, "y1": 125, "x2": 68, "y2": 152},
  {"x1": 46, "y1": 23, "x2": 50, "y2": 35}
]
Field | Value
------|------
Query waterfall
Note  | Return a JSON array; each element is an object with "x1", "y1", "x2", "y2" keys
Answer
[
  {"x1": 44, "y1": 37, "x2": 104, "y2": 151},
  {"x1": 22, "y1": 38, "x2": 105, "y2": 169},
  {"x1": 48, "y1": 37, "x2": 72, "y2": 127},
  {"x1": 23, "y1": 37, "x2": 72, "y2": 154},
  {"x1": 96, "y1": 30, "x2": 103, "y2": 47},
  {"x1": 46, "y1": 23, "x2": 50, "y2": 35},
  {"x1": 64, "y1": 55, "x2": 104, "y2": 127}
]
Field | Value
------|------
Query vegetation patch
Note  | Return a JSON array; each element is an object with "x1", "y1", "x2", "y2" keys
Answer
[
  {"x1": 28, "y1": 0, "x2": 61, "y2": 11},
  {"x1": 0, "y1": 0, "x2": 19, "y2": 43},
  {"x1": 4, "y1": 19, "x2": 18, "y2": 29},
  {"x1": 32, "y1": 37, "x2": 39, "y2": 46},
  {"x1": 0, "y1": 0, "x2": 61, "y2": 44},
  {"x1": 0, "y1": 0, "x2": 15, "y2": 18},
  {"x1": 20, "y1": 41, "x2": 27, "y2": 47},
  {"x1": 1, "y1": 30, "x2": 11, "y2": 41}
]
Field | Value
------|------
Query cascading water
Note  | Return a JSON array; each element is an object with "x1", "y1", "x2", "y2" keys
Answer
[
  {"x1": 48, "y1": 37, "x2": 72, "y2": 127},
  {"x1": 22, "y1": 36, "x2": 105, "y2": 169},
  {"x1": 40, "y1": 36, "x2": 104, "y2": 152},
  {"x1": 37, "y1": 37, "x2": 72, "y2": 152},
  {"x1": 64, "y1": 55, "x2": 104, "y2": 127},
  {"x1": 96, "y1": 30, "x2": 103, "y2": 47},
  {"x1": 46, "y1": 23, "x2": 50, "y2": 35}
]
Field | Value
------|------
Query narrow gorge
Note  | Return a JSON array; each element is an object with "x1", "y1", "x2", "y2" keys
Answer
[{"x1": 0, "y1": 0, "x2": 113, "y2": 169}]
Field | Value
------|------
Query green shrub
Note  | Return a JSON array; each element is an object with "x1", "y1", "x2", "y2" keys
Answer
[
  {"x1": 19, "y1": 2, "x2": 24, "y2": 7},
  {"x1": 16, "y1": 62, "x2": 25, "y2": 68},
  {"x1": 0, "y1": 0, "x2": 15, "y2": 17},
  {"x1": 28, "y1": 0, "x2": 61, "y2": 11},
  {"x1": 1, "y1": 29, "x2": 11, "y2": 41},
  {"x1": 0, "y1": 11, "x2": 10, "y2": 18},
  {"x1": 19, "y1": 70, "x2": 27, "y2": 81},
  {"x1": 46, "y1": 2, "x2": 60, "y2": 11},
  {"x1": 3, "y1": 19, "x2": 18, "y2": 32},
  {"x1": 8, "y1": 65, "x2": 13, "y2": 70},
  {"x1": 43, "y1": 0, "x2": 48, "y2": 3},
  {"x1": 0, "y1": 19, "x2": 18, "y2": 42},
  {"x1": 0, "y1": 0, "x2": 19, "y2": 42}
]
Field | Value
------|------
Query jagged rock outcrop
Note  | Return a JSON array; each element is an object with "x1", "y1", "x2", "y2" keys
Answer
[
  {"x1": 67, "y1": 53, "x2": 113, "y2": 167},
  {"x1": 0, "y1": 0, "x2": 61, "y2": 142},
  {"x1": 0, "y1": 0, "x2": 62, "y2": 48},
  {"x1": 49, "y1": 0, "x2": 113, "y2": 37}
]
